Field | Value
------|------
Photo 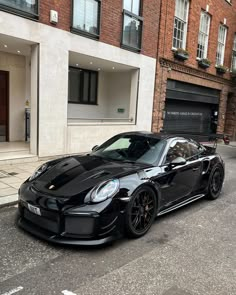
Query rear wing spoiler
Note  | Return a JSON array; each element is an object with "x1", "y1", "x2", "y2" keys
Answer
[
  {"x1": 207, "y1": 134, "x2": 224, "y2": 149},
  {"x1": 200, "y1": 133, "x2": 230, "y2": 148},
  {"x1": 162, "y1": 133, "x2": 230, "y2": 149}
]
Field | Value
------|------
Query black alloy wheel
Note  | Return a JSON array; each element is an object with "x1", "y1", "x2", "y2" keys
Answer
[
  {"x1": 125, "y1": 186, "x2": 157, "y2": 238},
  {"x1": 207, "y1": 164, "x2": 224, "y2": 200}
]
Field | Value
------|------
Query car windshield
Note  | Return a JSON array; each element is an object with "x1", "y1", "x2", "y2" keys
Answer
[{"x1": 91, "y1": 134, "x2": 166, "y2": 165}]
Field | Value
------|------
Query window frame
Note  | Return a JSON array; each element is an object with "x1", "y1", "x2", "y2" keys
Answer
[
  {"x1": 172, "y1": 0, "x2": 190, "y2": 50},
  {"x1": 216, "y1": 24, "x2": 227, "y2": 66},
  {"x1": 121, "y1": 0, "x2": 143, "y2": 52},
  {"x1": 163, "y1": 139, "x2": 191, "y2": 164},
  {"x1": 123, "y1": 0, "x2": 142, "y2": 15},
  {"x1": 231, "y1": 34, "x2": 236, "y2": 71},
  {"x1": 68, "y1": 66, "x2": 98, "y2": 105},
  {"x1": 0, "y1": 0, "x2": 39, "y2": 20},
  {"x1": 197, "y1": 11, "x2": 211, "y2": 59},
  {"x1": 71, "y1": 0, "x2": 101, "y2": 40}
]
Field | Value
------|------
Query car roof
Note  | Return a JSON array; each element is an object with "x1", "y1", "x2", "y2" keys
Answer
[
  {"x1": 116, "y1": 131, "x2": 184, "y2": 141},
  {"x1": 116, "y1": 131, "x2": 205, "y2": 144}
]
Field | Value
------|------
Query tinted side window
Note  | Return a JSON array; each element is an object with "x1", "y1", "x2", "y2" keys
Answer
[
  {"x1": 165, "y1": 140, "x2": 191, "y2": 163},
  {"x1": 188, "y1": 141, "x2": 200, "y2": 157}
]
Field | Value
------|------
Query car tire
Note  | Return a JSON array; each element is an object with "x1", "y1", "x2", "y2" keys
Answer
[
  {"x1": 206, "y1": 164, "x2": 224, "y2": 200},
  {"x1": 125, "y1": 186, "x2": 157, "y2": 238}
]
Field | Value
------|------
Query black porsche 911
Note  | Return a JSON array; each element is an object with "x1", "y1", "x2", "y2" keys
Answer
[{"x1": 17, "y1": 132, "x2": 225, "y2": 245}]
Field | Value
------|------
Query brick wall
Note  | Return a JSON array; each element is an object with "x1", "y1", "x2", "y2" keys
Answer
[
  {"x1": 152, "y1": 0, "x2": 236, "y2": 135},
  {"x1": 141, "y1": 0, "x2": 161, "y2": 58},
  {"x1": 39, "y1": 0, "x2": 160, "y2": 58},
  {"x1": 39, "y1": 0, "x2": 71, "y2": 31},
  {"x1": 156, "y1": 0, "x2": 236, "y2": 76},
  {"x1": 99, "y1": 0, "x2": 123, "y2": 48},
  {"x1": 224, "y1": 85, "x2": 236, "y2": 138}
]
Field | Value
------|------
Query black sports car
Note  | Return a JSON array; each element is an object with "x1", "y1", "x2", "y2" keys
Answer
[{"x1": 17, "y1": 132, "x2": 225, "y2": 245}]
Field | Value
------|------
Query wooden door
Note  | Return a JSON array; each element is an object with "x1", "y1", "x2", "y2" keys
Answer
[{"x1": 0, "y1": 71, "x2": 9, "y2": 142}]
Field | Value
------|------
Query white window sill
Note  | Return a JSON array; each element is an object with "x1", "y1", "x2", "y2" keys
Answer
[
  {"x1": 172, "y1": 47, "x2": 187, "y2": 51},
  {"x1": 224, "y1": 0, "x2": 232, "y2": 5},
  {"x1": 67, "y1": 118, "x2": 135, "y2": 126}
]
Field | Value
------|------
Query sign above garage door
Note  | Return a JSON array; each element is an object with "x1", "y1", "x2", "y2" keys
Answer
[{"x1": 166, "y1": 80, "x2": 220, "y2": 104}]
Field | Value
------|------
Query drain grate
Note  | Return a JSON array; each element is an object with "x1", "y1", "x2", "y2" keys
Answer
[{"x1": 0, "y1": 170, "x2": 18, "y2": 178}]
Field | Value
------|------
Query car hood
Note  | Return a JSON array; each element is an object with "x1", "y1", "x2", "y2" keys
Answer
[{"x1": 32, "y1": 155, "x2": 150, "y2": 198}]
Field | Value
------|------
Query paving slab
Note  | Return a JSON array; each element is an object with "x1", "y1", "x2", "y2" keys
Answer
[{"x1": 0, "y1": 159, "x2": 47, "y2": 208}]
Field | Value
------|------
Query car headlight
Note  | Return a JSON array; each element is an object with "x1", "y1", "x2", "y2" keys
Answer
[
  {"x1": 90, "y1": 179, "x2": 120, "y2": 203},
  {"x1": 29, "y1": 163, "x2": 48, "y2": 181}
]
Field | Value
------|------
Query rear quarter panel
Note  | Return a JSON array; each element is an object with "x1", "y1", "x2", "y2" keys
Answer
[{"x1": 198, "y1": 153, "x2": 224, "y2": 193}]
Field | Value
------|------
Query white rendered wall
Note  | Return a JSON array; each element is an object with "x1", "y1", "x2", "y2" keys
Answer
[
  {"x1": 0, "y1": 11, "x2": 156, "y2": 156},
  {"x1": 25, "y1": 56, "x2": 31, "y2": 103},
  {"x1": 38, "y1": 43, "x2": 68, "y2": 156},
  {"x1": 0, "y1": 51, "x2": 26, "y2": 141},
  {"x1": 30, "y1": 44, "x2": 38, "y2": 155},
  {"x1": 67, "y1": 124, "x2": 138, "y2": 153},
  {"x1": 106, "y1": 72, "x2": 131, "y2": 119}
]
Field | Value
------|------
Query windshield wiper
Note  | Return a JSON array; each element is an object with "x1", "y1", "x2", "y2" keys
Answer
[
  {"x1": 120, "y1": 159, "x2": 136, "y2": 164},
  {"x1": 102, "y1": 157, "x2": 136, "y2": 164}
]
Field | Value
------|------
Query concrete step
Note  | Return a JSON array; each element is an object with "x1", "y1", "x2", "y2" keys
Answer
[
  {"x1": 0, "y1": 195, "x2": 18, "y2": 208},
  {"x1": 0, "y1": 154, "x2": 38, "y2": 165},
  {"x1": 0, "y1": 150, "x2": 30, "y2": 157}
]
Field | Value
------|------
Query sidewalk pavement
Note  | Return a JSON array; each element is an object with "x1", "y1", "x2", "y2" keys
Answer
[
  {"x1": 0, "y1": 160, "x2": 46, "y2": 208},
  {"x1": 228, "y1": 141, "x2": 236, "y2": 147},
  {"x1": 1, "y1": 141, "x2": 236, "y2": 208}
]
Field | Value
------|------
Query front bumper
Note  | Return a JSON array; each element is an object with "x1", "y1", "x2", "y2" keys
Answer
[
  {"x1": 17, "y1": 200, "x2": 124, "y2": 246},
  {"x1": 17, "y1": 216, "x2": 116, "y2": 245}
]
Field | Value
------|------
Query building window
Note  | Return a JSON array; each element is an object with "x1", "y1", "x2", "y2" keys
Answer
[
  {"x1": 0, "y1": 0, "x2": 38, "y2": 18},
  {"x1": 172, "y1": 0, "x2": 189, "y2": 49},
  {"x1": 216, "y1": 25, "x2": 227, "y2": 65},
  {"x1": 122, "y1": 0, "x2": 143, "y2": 51},
  {"x1": 231, "y1": 34, "x2": 236, "y2": 71},
  {"x1": 68, "y1": 67, "x2": 98, "y2": 105},
  {"x1": 197, "y1": 12, "x2": 211, "y2": 59},
  {"x1": 72, "y1": 0, "x2": 101, "y2": 38}
]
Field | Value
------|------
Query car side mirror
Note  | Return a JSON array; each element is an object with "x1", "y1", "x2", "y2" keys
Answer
[
  {"x1": 92, "y1": 145, "x2": 99, "y2": 151},
  {"x1": 170, "y1": 157, "x2": 186, "y2": 167}
]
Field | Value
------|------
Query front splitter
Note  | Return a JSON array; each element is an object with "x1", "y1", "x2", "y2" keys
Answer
[{"x1": 17, "y1": 217, "x2": 117, "y2": 246}]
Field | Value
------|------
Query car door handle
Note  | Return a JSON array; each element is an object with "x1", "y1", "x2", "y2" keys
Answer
[{"x1": 192, "y1": 167, "x2": 199, "y2": 171}]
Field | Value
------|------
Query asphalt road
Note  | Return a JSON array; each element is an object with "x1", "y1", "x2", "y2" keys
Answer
[{"x1": 0, "y1": 144, "x2": 235, "y2": 295}]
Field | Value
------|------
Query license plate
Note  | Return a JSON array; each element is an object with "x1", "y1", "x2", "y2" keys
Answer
[{"x1": 28, "y1": 204, "x2": 41, "y2": 216}]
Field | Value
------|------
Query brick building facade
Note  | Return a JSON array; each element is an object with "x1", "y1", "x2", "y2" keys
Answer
[
  {"x1": 38, "y1": 0, "x2": 160, "y2": 58},
  {"x1": 153, "y1": 0, "x2": 236, "y2": 139}
]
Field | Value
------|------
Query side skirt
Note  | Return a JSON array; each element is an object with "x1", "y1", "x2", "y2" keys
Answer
[{"x1": 157, "y1": 194, "x2": 205, "y2": 216}]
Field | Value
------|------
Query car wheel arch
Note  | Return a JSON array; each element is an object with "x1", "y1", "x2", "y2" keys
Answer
[
  {"x1": 208, "y1": 160, "x2": 224, "y2": 176},
  {"x1": 129, "y1": 182, "x2": 161, "y2": 211},
  {"x1": 206, "y1": 162, "x2": 225, "y2": 200}
]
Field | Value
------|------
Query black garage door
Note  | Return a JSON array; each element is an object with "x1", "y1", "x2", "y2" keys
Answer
[
  {"x1": 164, "y1": 100, "x2": 215, "y2": 134},
  {"x1": 163, "y1": 80, "x2": 220, "y2": 135}
]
